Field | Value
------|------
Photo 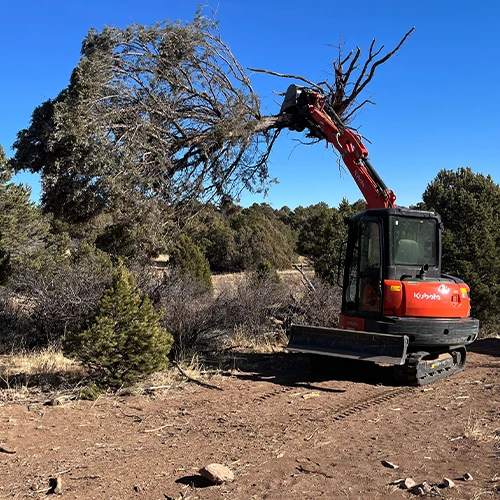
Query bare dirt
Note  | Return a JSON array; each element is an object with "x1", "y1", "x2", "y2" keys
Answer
[{"x1": 1, "y1": 339, "x2": 499, "y2": 499}]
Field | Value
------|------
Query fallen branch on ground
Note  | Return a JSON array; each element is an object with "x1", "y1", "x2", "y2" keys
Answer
[{"x1": 172, "y1": 360, "x2": 223, "y2": 391}]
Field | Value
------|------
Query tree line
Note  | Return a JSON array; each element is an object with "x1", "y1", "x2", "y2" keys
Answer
[{"x1": 2, "y1": 138, "x2": 499, "y2": 334}]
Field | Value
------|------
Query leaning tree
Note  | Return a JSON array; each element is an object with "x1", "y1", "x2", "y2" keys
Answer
[{"x1": 11, "y1": 10, "x2": 412, "y2": 257}]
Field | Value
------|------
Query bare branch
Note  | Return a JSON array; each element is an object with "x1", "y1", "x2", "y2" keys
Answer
[
  {"x1": 253, "y1": 27, "x2": 414, "y2": 126},
  {"x1": 248, "y1": 68, "x2": 325, "y2": 93}
]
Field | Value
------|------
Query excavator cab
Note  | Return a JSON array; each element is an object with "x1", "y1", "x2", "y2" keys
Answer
[
  {"x1": 341, "y1": 208, "x2": 441, "y2": 320},
  {"x1": 343, "y1": 213, "x2": 384, "y2": 317}
]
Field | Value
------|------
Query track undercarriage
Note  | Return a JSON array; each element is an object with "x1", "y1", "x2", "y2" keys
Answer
[{"x1": 394, "y1": 348, "x2": 467, "y2": 386}]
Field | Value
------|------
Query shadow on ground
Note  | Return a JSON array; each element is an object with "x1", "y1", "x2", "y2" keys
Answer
[
  {"x1": 469, "y1": 337, "x2": 500, "y2": 357},
  {"x1": 228, "y1": 350, "x2": 397, "y2": 389},
  {"x1": 175, "y1": 475, "x2": 213, "y2": 488}
]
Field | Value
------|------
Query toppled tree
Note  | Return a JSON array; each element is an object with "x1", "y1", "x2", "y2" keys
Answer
[{"x1": 11, "y1": 9, "x2": 413, "y2": 258}]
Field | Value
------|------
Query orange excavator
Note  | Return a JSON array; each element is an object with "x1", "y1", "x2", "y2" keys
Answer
[{"x1": 281, "y1": 85, "x2": 479, "y2": 385}]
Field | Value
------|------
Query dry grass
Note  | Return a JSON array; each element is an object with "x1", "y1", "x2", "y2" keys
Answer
[
  {"x1": 139, "y1": 353, "x2": 224, "y2": 394},
  {"x1": 231, "y1": 325, "x2": 287, "y2": 354},
  {"x1": 0, "y1": 347, "x2": 87, "y2": 402},
  {"x1": 1, "y1": 347, "x2": 81, "y2": 375},
  {"x1": 463, "y1": 409, "x2": 483, "y2": 439}
]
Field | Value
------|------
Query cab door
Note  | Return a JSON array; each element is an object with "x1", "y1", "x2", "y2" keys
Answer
[{"x1": 342, "y1": 217, "x2": 383, "y2": 317}]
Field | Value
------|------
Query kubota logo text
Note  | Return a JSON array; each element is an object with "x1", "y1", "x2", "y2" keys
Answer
[
  {"x1": 354, "y1": 170, "x2": 365, "y2": 188},
  {"x1": 414, "y1": 292, "x2": 441, "y2": 300}
]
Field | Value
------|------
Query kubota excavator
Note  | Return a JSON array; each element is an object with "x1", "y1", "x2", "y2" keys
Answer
[{"x1": 281, "y1": 84, "x2": 479, "y2": 385}]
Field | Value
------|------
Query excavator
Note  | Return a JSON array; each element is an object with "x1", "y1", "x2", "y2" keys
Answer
[{"x1": 281, "y1": 84, "x2": 479, "y2": 385}]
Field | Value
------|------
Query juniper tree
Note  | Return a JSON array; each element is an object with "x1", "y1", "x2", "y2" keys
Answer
[
  {"x1": 168, "y1": 234, "x2": 213, "y2": 293},
  {"x1": 0, "y1": 145, "x2": 49, "y2": 281}
]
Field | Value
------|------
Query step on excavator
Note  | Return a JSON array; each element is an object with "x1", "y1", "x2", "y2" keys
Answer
[{"x1": 281, "y1": 85, "x2": 479, "y2": 386}]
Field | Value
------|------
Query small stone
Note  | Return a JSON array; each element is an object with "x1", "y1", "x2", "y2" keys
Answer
[
  {"x1": 45, "y1": 398, "x2": 62, "y2": 407},
  {"x1": 443, "y1": 477, "x2": 455, "y2": 488},
  {"x1": 389, "y1": 478, "x2": 417, "y2": 489},
  {"x1": 199, "y1": 463, "x2": 234, "y2": 484},
  {"x1": 381, "y1": 460, "x2": 399, "y2": 469},
  {"x1": 420, "y1": 481, "x2": 432, "y2": 494},
  {"x1": 463, "y1": 472, "x2": 474, "y2": 481},
  {"x1": 401, "y1": 478, "x2": 417, "y2": 490}
]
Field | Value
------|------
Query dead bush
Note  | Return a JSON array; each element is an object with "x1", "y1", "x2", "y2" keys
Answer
[
  {"x1": 289, "y1": 277, "x2": 342, "y2": 328},
  {"x1": 1, "y1": 251, "x2": 113, "y2": 350},
  {"x1": 223, "y1": 273, "x2": 288, "y2": 341},
  {"x1": 138, "y1": 268, "x2": 292, "y2": 354},
  {"x1": 138, "y1": 270, "x2": 227, "y2": 355}
]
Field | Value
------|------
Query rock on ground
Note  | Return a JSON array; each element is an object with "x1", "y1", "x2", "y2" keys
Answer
[{"x1": 199, "y1": 463, "x2": 234, "y2": 484}]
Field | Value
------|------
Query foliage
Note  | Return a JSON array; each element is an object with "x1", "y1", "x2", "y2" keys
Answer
[
  {"x1": 252, "y1": 260, "x2": 281, "y2": 286},
  {"x1": 188, "y1": 204, "x2": 236, "y2": 273},
  {"x1": 78, "y1": 383, "x2": 104, "y2": 401},
  {"x1": 290, "y1": 277, "x2": 343, "y2": 328},
  {"x1": 169, "y1": 234, "x2": 213, "y2": 293},
  {"x1": 293, "y1": 198, "x2": 364, "y2": 283},
  {"x1": 0, "y1": 250, "x2": 11, "y2": 286},
  {"x1": 187, "y1": 202, "x2": 296, "y2": 273},
  {"x1": 421, "y1": 167, "x2": 500, "y2": 330},
  {"x1": 140, "y1": 270, "x2": 225, "y2": 354},
  {"x1": 64, "y1": 262, "x2": 173, "y2": 386},
  {"x1": 223, "y1": 272, "x2": 287, "y2": 341},
  {"x1": 230, "y1": 203, "x2": 296, "y2": 271},
  {"x1": 138, "y1": 266, "x2": 290, "y2": 353},
  {"x1": 0, "y1": 145, "x2": 49, "y2": 282},
  {"x1": 2, "y1": 243, "x2": 114, "y2": 350}
]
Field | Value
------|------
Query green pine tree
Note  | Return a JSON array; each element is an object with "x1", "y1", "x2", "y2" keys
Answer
[
  {"x1": 65, "y1": 262, "x2": 173, "y2": 386},
  {"x1": 169, "y1": 234, "x2": 213, "y2": 293}
]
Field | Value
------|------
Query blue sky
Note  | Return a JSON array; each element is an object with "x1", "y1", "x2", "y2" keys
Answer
[{"x1": 1, "y1": 0, "x2": 499, "y2": 209}]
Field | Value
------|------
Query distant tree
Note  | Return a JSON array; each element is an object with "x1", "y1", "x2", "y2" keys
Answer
[
  {"x1": 293, "y1": 202, "x2": 337, "y2": 258},
  {"x1": 231, "y1": 203, "x2": 296, "y2": 271},
  {"x1": 293, "y1": 199, "x2": 364, "y2": 282},
  {"x1": 169, "y1": 234, "x2": 213, "y2": 293},
  {"x1": 421, "y1": 167, "x2": 500, "y2": 330},
  {"x1": 0, "y1": 145, "x2": 49, "y2": 282},
  {"x1": 252, "y1": 259, "x2": 281, "y2": 286},
  {"x1": 188, "y1": 205, "x2": 236, "y2": 273},
  {"x1": 275, "y1": 205, "x2": 294, "y2": 227}
]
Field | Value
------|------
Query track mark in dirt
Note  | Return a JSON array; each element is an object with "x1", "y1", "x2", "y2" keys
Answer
[
  {"x1": 252, "y1": 386, "x2": 296, "y2": 404},
  {"x1": 331, "y1": 386, "x2": 413, "y2": 421}
]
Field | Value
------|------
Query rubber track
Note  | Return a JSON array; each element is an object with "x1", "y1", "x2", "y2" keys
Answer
[
  {"x1": 397, "y1": 349, "x2": 467, "y2": 386},
  {"x1": 331, "y1": 387, "x2": 413, "y2": 421}
]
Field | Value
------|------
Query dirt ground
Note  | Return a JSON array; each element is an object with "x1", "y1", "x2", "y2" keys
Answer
[{"x1": 1, "y1": 339, "x2": 499, "y2": 500}]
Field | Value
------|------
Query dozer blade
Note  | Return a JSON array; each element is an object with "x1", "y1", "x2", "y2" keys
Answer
[{"x1": 287, "y1": 324, "x2": 409, "y2": 365}]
